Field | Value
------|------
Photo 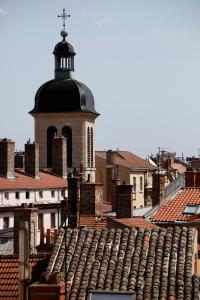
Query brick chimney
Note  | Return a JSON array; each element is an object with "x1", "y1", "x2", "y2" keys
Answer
[
  {"x1": 111, "y1": 165, "x2": 120, "y2": 210},
  {"x1": 106, "y1": 150, "x2": 116, "y2": 203},
  {"x1": 80, "y1": 183, "x2": 104, "y2": 216},
  {"x1": 185, "y1": 169, "x2": 200, "y2": 188},
  {"x1": 152, "y1": 173, "x2": 165, "y2": 206},
  {"x1": 25, "y1": 140, "x2": 39, "y2": 179},
  {"x1": 116, "y1": 184, "x2": 133, "y2": 218},
  {"x1": 14, "y1": 203, "x2": 38, "y2": 255},
  {"x1": 15, "y1": 151, "x2": 24, "y2": 169},
  {"x1": 0, "y1": 138, "x2": 15, "y2": 179},
  {"x1": 67, "y1": 177, "x2": 80, "y2": 228},
  {"x1": 106, "y1": 150, "x2": 115, "y2": 165},
  {"x1": 52, "y1": 135, "x2": 67, "y2": 178}
]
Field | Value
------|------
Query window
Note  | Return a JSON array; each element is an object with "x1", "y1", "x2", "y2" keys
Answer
[
  {"x1": 88, "y1": 291, "x2": 136, "y2": 300},
  {"x1": 51, "y1": 213, "x2": 56, "y2": 228},
  {"x1": 26, "y1": 191, "x2": 30, "y2": 199},
  {"x1": 133, "y1": 206, "x2": 136, "y2": 209},
  {"x1": 4, "y1": 192, "x2": 9, "y2": 200},
  {"x1": 140, "y1": 176, "x2": 143, "y2": 192},
  {"x1": 61, "y1": 190, "x2": 65, "y2": 197},
  {"x1": 91, "y1": 128, "x2": 93, "y2": 167},
  {"x1": 39, "y1": 191, "x2": 43, "y2": 198},
  {"x1": 133, "y1": 177, "x2": 136, "y2": 192},
  {"x1": 87, "y1": 127, "x2": 91, "y2": 167},
  {"x1": 38, "y1": 214, "x2": 43, "y2": 230},
  {"x1": 140, "y1": 205, "x2": 143, "y2": 208},
  {"x1": 15, "y1": 192, "x2": 20, "y2": 199},
  {"x1": 3, "y1": 217, "x2": 9, "y2": 229},
  {"x1": 51, "y1": 190, "x2": 55, "y2": 198},
  {"x1": 183, "y1": 205, "x2": 200, "y2": 215},
  {"x1": 87, "y1": 127, "x2": 93, "y2": 168},
  {"x1": 87, "y1": 174, "x2": 91, "y2": 182}
]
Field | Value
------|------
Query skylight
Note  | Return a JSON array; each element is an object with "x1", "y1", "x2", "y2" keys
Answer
[
  {"x1": 88, "y1": 291, "x2": 136, "y2": 300},
  {"x1": 183, "y1": 205, "x2": 200, "y2": 215}
]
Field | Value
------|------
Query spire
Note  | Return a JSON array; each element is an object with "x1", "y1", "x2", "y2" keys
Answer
[
  {"x1": 53, "y1": 9, "x2": 76, "y2": 80},
  {"x1": 58, "y1": 8, "x2": 70, "y2": 41}
]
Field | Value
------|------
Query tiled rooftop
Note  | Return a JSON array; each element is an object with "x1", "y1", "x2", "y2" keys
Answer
[
  {"x1": 153, "y1": 188, "x2": 200, "y2": 222},
  {"x1": 107, "y1": 217, "x2": 159, "y2": 229},
  {"x1": 0, "y1": 254, "x2": 49, "y2": 299},
  {"x1": 0, "y1": 170, "x2": 67, "y2": 191},
  {"x1": 80, "y1": 215, "x2": 107, "y2": 229},
  {"x1": 41, "y1": 226, "x2": 199, "y2": 300},
  {"x1": 96, "y1": 151, "x2": 156, "y2": 171}
]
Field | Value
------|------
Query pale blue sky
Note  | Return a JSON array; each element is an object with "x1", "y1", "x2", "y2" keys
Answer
[{"x1": 0, "y1": 0, "x2": 200, "y2": 158}]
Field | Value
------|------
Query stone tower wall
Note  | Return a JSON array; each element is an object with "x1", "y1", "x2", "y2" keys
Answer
[{"x1": 33, "y1": 112, "x2": 96, "y2": 182}]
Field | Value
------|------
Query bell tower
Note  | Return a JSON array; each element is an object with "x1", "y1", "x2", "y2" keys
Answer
[{"x1": 30, "y1": 9, "x2": 99, "y2": 182}]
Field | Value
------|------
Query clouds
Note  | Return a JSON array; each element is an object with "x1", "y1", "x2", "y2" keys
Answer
[
  {"x1": 0, "y1": 8, "x2": 8, "y2": 16},
  {"x1": 95, "y1": 17, "x2": 111, "y2": 27}
]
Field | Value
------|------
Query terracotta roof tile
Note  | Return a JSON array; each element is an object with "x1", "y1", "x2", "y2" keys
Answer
[
  {"x1": 0, "y1": 254, "x2": 49, "y2": 299},
  {"x1": 108, "y1": 217, "x2": 159, "y2": 229},
  {"x1": 0, "y1": 170, "x2": 67, "y2": 190},
  {"x1": 80, "y1": 215, "x2": 107, "y2": 229},
  {"x1": 103, "y1": 202, "x2": 113, "y2": 213},
  {"x1": 96, "y1": 151, "x2": 156, "y2": 171},
  {"x1": 153, "y1": 188, "x2": 200, "y2": 222},
  {"x1": 41, "y1": 226, "x2": 198, "y2": 299}
]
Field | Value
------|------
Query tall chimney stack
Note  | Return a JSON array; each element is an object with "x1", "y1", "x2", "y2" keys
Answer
[
  {"x1": 25, "y1": 140, "x2": 39, "y2": 179},
  {"x1": 152, "y1": 173, "x2": 165, "y2": 206},
  {"x1": 106, "y1": 150, "x2": 116, "y2": 203},
  {"x1": 80, "y1": 183, "x2": 104, "y2": 216},
  {"x1": 116, "y1": 184, "x2": 133, "y2": 218},
  {"x1": 14, "y1": 203, "x2": 38, "y2": 255},
  {"x1": 0, "y1": 138, "x2": 15, "y2": 179},
  {"x1": 52, "y1": 135, "x2": 67, "y2": 178},
  {"x1": 67, "y1": 177, "x2": 80, "y2": 228}
]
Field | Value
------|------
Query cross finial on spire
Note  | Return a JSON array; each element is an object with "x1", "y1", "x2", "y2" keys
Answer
[{"x1": 58, "y1": 8, "x2": 70, "y2": 31}]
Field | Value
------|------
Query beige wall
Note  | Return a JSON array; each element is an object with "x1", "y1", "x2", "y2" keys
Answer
[
  {"x1": 95, "y1": 155, "x2": 107, "y2": 199},
  {"x1": 129, "y1": 172, "x2": 145, "y2": 208},
  {"x1": 32, "y1": 112, "x2": 97, "y2": 182},
  {"x1": 95, "y1": 153, "x2": 145, "y2": 208}
]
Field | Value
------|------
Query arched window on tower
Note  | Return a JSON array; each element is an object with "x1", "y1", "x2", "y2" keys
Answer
[
  {"x1": 62, "y1": 126, "x2": 72, "y2": 168},
  {"x1": 87, "y1": 127, "x2": 91, "y2": 167},
  {"x1": 47, "y1": 126, "x2": 57, "y2": 168},
  {"x1": 91, "y1": 127, "x2": 93, "y2": 167}
]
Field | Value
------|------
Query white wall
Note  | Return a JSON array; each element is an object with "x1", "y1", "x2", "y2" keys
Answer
[{"x1": 0, "y1": 188, "x2": 67, "y2": 206}]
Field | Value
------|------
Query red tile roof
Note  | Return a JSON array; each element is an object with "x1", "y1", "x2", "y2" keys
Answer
[
  {"x1": 0, "y1": 170, "x2": 67, "y2": 191},
  {"x1": 108, "y1": 217, "x2": 159, "y2": 229},
  {"x1": 41, "y1": 227, "x2": 199, "y2": 300},
  {"x1": 103, "y1": 202, "x2": 113, "y2": 213},
  {"x1": 0, "y1": 254, "x2": 49, "y2": 299},
  {"x1": 171, "y1": 162, "x2": 186, "y2": 175},
  {"x1": 80, "y1": 215, "x2": 107, "y2": 229},
  {"x1": 96, "y1": 151, "x2": 156, "y2": 171},
  {"x1": 153, "y1": 188, "x2": 200, "y2": 222}
]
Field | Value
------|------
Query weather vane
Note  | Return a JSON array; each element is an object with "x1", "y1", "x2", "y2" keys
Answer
[{"x1": 58, "y1": 8, "x2": 70, "y2": 31}]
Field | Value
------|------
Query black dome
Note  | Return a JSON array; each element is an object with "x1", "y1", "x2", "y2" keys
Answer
[
  {"x1": 53, "y1": 40, "x2": 75, "y2": 57},
  {"x1": 30, "y1": 79, "x2": 99, "y2": 115}
]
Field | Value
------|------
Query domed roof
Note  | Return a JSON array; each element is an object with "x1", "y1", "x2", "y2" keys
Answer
[
  {"x1": 53, "y1": 39, "x2": 75, "y2": 57},
  {"x1": 30, "y1": 79, "x2": 99, "y2": 115}
]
